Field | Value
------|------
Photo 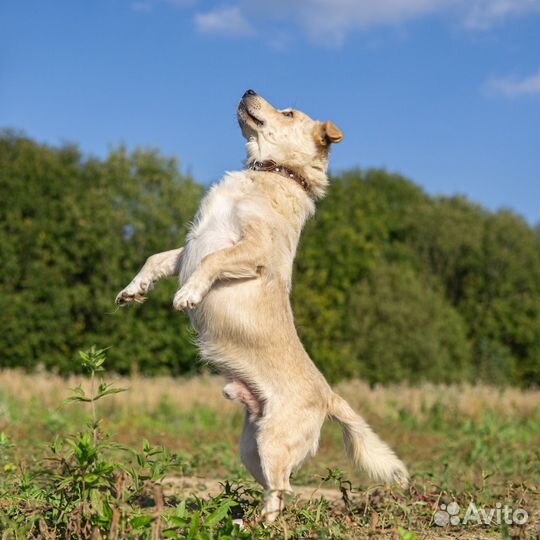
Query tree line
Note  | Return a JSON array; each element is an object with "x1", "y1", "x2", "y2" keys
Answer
[{"x1": 1, "y1": 132, "x2": 539, "y2": 385}]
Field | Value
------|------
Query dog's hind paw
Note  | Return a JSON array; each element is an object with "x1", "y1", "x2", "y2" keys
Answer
[{"x1": 115, "y1": 276, "x2": 153, "y2": 306}]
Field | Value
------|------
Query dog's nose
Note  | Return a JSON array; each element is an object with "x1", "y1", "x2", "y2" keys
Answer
[{"x1": 243, "y1": 89, "x2": 257, "y2": 98}]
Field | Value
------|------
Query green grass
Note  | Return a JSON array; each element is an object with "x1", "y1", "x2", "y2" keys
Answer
[{"x1": 0, "y1": 351, "x2": 539, "y2": 539}]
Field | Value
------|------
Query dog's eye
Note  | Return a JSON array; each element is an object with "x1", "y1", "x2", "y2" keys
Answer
[{"x1": 282, "y1": 110, "x2": 294, "y2": 118}]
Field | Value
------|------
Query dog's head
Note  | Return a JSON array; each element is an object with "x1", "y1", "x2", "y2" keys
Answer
[{"x1": 237, "y1": 90, "x2": 343, "y2": 198}]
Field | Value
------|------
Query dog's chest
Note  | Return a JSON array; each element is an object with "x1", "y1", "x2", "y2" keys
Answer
[{"x1": 179, "y1": 173, "x2": 249, "y2": 280}]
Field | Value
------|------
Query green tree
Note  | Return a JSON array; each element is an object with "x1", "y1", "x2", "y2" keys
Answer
[
  {"x1": 292, "y1": 170, "x2": 392, "y2": 380},
  {"x1": 0, "y1": 132, "x2": 202, "y2": 373},
  {"x1": 346, "y1": 263, "x2": 471, "y2": 384}
]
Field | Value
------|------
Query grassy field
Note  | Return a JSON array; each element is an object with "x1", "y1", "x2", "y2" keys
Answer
[{"x1": 0, "y1": 364, "x2": 539, "y2": 539}]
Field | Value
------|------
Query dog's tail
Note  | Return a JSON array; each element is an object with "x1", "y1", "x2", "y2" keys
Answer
[{"x1": 328, "y1": 392, "x2": 409, "y2": 487}]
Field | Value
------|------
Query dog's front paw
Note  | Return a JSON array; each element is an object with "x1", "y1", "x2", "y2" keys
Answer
[
  {"x1": 173, "y1": 282, "x2": 205, "y2": 311},
  {"x1": 115, "y1": 276, "x2": 154, "y2": 306}
]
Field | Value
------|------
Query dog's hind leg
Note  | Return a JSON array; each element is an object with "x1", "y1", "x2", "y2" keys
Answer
[
  {"x1": 257, "y1": 432, "x2": 293, "y2": 522},
  {"x1": 239, "y1": 414, "x2": 265, "y2": 486},
  {"x1": 256, "y1": 411, "x2": 325, "y2": 522},
  {"x1": 116, "y1": 247, "x2": 184, "y2": 306}
]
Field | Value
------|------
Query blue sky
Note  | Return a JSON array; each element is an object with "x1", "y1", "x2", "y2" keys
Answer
[{"x1": 1, "y1": 0, "x2": 539, "y2": 224}]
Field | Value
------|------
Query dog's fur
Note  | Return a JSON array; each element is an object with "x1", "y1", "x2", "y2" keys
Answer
[{"x1": 116, "y1": 91, "x2": 408, "y2": 520}]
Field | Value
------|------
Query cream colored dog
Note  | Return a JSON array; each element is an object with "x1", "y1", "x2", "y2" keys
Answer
[{"x1": 116, "y1": 90, "x2": 408, "y2": 520}]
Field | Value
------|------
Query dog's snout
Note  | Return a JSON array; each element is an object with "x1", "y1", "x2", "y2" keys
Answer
[{"x1": 243, "y1": 89, "x2": 257, "y2": 98}]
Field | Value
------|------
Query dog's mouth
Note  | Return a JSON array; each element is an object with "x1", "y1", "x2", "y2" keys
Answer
[{"x1": 238, "y1": 101, "x2": 264, "y2": 127}]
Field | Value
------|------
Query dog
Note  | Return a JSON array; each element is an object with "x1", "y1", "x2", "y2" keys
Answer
[{"x1": 116, "y1": 90, "x2": 409, "y2": 521}]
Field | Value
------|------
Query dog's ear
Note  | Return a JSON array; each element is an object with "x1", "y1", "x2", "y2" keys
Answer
[{"x1": 314, "y1": 121, "x2": 344, "y2": 146}]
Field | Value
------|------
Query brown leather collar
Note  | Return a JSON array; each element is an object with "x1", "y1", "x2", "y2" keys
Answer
[{"x1": 248, "y1": 160, "x2": 312, "y2": 196}]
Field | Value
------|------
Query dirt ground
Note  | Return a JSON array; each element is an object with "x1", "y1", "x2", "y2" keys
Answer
[{"x1": 163, "y1": 476, "x2": 530, "y2": 539}]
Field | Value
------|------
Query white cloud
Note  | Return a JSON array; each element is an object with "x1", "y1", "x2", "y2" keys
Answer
[
  {"x1": 195, "y1": 6, "x2": 255, "y2": 37},
  {"x1": 464, "y1": 0, "x2": 540, "y2": 29},
  {"x1": 234, "y1": 0, "x2": 454, "y2": 45},
  {"x1": 132, "y1": 0, "x2": 195, "y2": 12},
  {"x1": 165, "y1": 0, "x2": 197, "y2": 7},
  {"x1": 486, "y1": 70, "x2": 540, "y2": 97},
  {"x1": 282, "y1": 0, "x2": 452, "y2": 44},
  {"x1": 131, "y1": 1, "x2": 153, "y2": 13},
  {"x1": 193, "y1": 0, "x2": 540, "y2": 44}
]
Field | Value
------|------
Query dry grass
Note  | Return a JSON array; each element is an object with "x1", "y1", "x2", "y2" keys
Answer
[
  {"x1": 0, "y1": 370, "x2": 234, "y2": 412},
  {"x1": 337, "y1": 379, "x2": 540, "y2": 420},
  {"x1": 1, "y1": 368, "x2": 538, "y2": 420}
]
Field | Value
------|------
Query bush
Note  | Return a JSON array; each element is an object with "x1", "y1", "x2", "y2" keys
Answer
[{"x1": 346, "y1": 263, "x2": 471, "y2": 384}]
